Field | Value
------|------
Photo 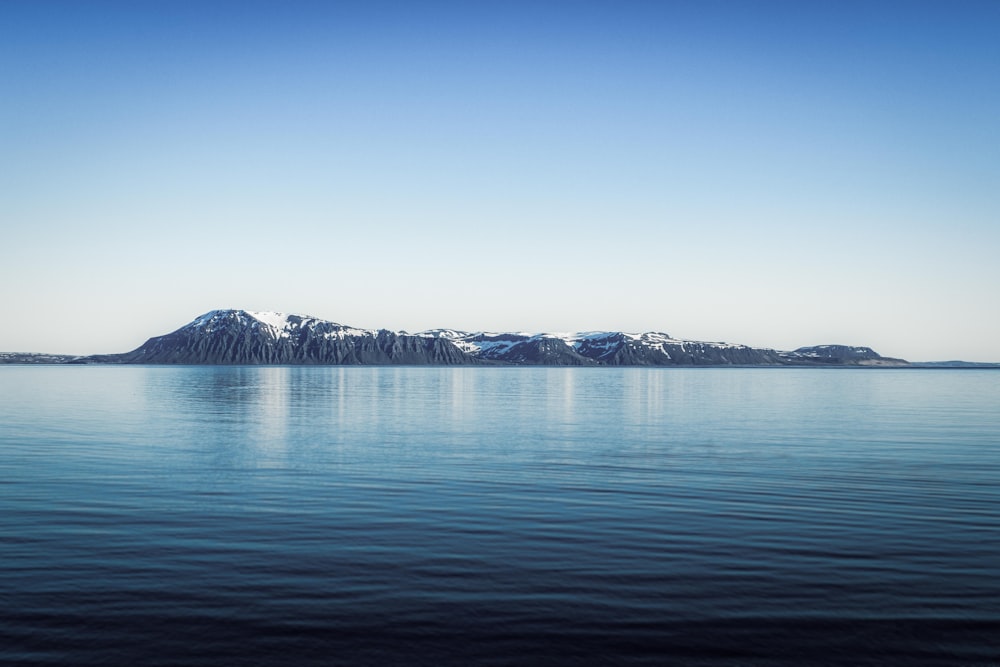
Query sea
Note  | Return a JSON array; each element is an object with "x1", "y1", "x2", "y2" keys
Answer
[{"x1": 1, "y1": 365, "x2": 998, "y2": 666}]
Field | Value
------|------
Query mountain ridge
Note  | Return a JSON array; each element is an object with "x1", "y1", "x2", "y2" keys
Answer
[{"x1": 45, "y1": 309, "x2": 912, "y2": 367}]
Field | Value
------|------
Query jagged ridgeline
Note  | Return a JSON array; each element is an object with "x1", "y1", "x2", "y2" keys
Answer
[
  {"x1": 98, "y1": 311, "x2": 474, "y2": 365},
  {"x1": 82, "y1": 310, "x2": 909, "y2": 366}
]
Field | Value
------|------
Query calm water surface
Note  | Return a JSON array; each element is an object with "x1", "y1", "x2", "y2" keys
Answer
[{"x1": 1, "y1": 366, "x2": 998, "y2": 665}]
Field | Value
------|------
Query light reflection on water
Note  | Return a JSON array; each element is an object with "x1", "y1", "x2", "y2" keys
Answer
[{"x1": 1, "y1": 366, "x2": 999, "y2": 666}]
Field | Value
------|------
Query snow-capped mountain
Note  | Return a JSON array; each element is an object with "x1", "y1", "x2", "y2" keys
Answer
[
  {"x1": 81, "y1": 310, "x2": 908, "y2": 366},
  {"x1": 784, "y1": 345, "x2": 899, "y2": 365},
  {"x1": 420, "y1": 329, "x2": 792, "y2": 366},
  {"x1": 102, "y1": 310, "x2": 479, "y2": 365}
]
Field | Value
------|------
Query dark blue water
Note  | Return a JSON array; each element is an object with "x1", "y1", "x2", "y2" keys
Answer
[{"x1": 2, "y1": 366, "x2": 998, "y2": 665}]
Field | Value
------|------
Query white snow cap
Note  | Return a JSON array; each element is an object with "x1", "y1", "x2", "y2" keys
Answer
[{"x1": 246, "y1": 311, "x2": 296, "y2": 329}]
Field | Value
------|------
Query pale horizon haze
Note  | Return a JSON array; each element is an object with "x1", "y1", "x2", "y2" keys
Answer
[{"x1": 2, "y1": 1, "x2": 998, "y2": 362}]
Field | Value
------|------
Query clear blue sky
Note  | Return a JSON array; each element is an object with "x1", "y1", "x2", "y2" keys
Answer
[{"x1": 2, "y1": 1, "x2": 998, "y2": 361}]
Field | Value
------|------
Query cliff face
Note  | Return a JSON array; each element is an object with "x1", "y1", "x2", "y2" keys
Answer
[
  {"x1": 780, "y1": 345, "x2": 908, "y2": 367},
  {"x1": 75, "y1": 309, "x2": 909, "y2": 366},
  {"x1": 109, "y1": 310, "x2": 480, "y2": 365}
]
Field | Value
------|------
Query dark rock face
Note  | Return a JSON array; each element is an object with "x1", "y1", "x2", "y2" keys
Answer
[
  {"x1": 523, "y1": 337, "x2": 783, "y2": 366},
  {"x1": 596, "y1": 338, "x2": 784, "y2": 366},
  {"x1": 489, "y1": 337, "x2": 596, "y2": 366},
  {"x1": 780, "y1": 345, "x2": 907, "y2": 366},
  {"x1": 103, "y1": 310, "x2": 480, "y2": 365},
  {"x1": 439, "y1": 330, "x2": 790, "y2": 367}
]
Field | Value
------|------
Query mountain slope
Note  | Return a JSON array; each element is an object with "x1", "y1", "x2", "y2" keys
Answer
[
  {"x1": 101, "y1": 310, "x2": 480, "y2": 365},
  {"x1": 778, "y1": 345, "x2": 908, "y2": 366},
  {"x1": 78, "y1": 309, "x2": 910, "y2": 366},
  {"x1": 422, "y1": 330, "x2": 790, "y2": 366}
]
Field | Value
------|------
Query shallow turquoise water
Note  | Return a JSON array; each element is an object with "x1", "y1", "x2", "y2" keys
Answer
[{"x1": 1, "y1": 366, "x2": 998, "y2": 665}]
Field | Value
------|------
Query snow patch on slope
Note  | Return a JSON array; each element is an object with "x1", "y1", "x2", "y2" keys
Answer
[
  {"x1": 188, "y1": 309, "x2": 376, "y2": 341},
  {"x1": 247, "y1": 311, "x2": 295, "y2": 331}
]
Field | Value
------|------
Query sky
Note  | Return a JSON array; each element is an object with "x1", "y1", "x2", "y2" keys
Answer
[{"x1": 2, "y1": 0, "x2": 998, "y2": 361}]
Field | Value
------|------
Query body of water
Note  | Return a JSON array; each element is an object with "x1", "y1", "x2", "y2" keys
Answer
[{"x1": 1, "y1": 366, "x2": 998, "y2": 665}]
